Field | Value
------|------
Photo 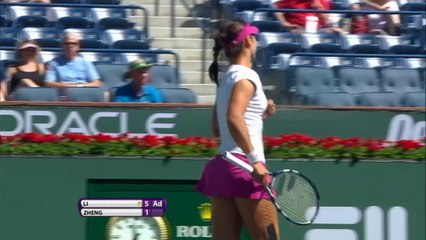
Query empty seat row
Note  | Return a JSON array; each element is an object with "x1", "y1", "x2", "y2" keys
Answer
[
  {"x1": 8, "y1": 87, "x2": 197, "y2": 103},
  {"x1": 0, "y1": 6, "x2": 134, "y2": 29},
  {"x1": 0, "y1": 27, "x2": 149, "y2": 49},
  {"x1": 282, "y1": 66, "x2": 425, "y2": 103},
  {"x1": 257, "y1": 32, "x2": 424, "y2": 67},
  {"x1": 308, "y1": 92, "x2": 425, "y2": 107},
  {"x1": 278, "y1": 54, "x2": 425, "y2": 70}
]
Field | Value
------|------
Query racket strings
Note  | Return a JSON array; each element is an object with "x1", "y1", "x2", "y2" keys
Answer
[{"x1": 272, "y1": 172, "x2": 318, "y2": 223}]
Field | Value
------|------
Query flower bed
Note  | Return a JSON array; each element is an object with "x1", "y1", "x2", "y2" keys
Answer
[{"x1": 0, "y1": 133, "x2": 424, "y2": 161}]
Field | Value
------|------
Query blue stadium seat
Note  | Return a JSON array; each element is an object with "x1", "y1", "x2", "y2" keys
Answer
[
  {"x1": 8, "y1": 6, "x2": 49, "y2": 28},
  {"x1": 310, "y1": 92, "x2": 357, "y2": 106},
  {"x1": 0, "y1": 6, "x2": 12, "y2": 27},
  {"x1": 94, "y1": 63, "x2": 128, "y2": 90},
  {"x1": 148, "y1": 65, "x2": 180, "y2": 88},
  {"x1": 290, "y1": 66, "x2": 336, "y2": 103},
  {"x1": 379, "y1": 34, "x2": 421, "y2": 54},
  {"x1": 398, "y1": 58, "x2": 426, "y2": 69},
  {"x1": 379, "y1": 67, "x2": 422, "y2": 94},
  {"x1": 63, "y1": 28, "x2": 107, "y2": 49},
  {"x1": 49, "y1": 7, "x2": 93, "y2": 29},
  {"x1": 79, "y1": 52, "x2": 115, "y2": 63},
  {"x1": 0, "y1": 27, "x2": 18, "y2": 47},
  {"x1": 20, "y1": 27, "x2": 61, "y2": 48},
  {"x1": 301, "y1": 32, "x2": 342, "y2": 53},
  {"x1": 358, "y1": 92, "x2": 400, "y2": 107},
  {"x1": 400, "y1": 92, "x2": 426, "y2": 107},
  {"x1": 159, "y1": 88, "x2": 197, "y2": 103},
  {"x1": 337, "y1": 67, "x2": 381, "y2": 94},
  {"x1": 257, "y1": 32, "x2": 302, "y2": 67},
  {"x1": 9, "y1": 87, "x2": 59, "y2": 101},
  {"x1": 39, "y1": 51, "x2": 62, "y2": 64},
  {"x1": 341, "y1": 34, "x2": 381, "y2": 53},
  {"x1": 85, "y1": 0, "x2": 121, "y2": 4},
  {"x1": 318, "y1": 56, "x2": 358, "y2": 69},
  {"x1": 63, "y1": 87, "x2": 106, "y2": 102},
  {"x1": 355, "y1": 57, "x2": 397, "y2": 68},
  {"x1": 103, "y1": 29, "x2": 149, "y2": 49},
  {"x1": 51, "y1": 0, "x2": 83, "y2": 3},
  {"x1": 115, "y1": 52, "x2": 159, "y2": 64},
  {"x1": 89, "y1": 8, "x2": 134, "y2": 30}
]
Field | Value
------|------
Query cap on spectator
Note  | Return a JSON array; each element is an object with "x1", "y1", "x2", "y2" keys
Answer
[
  {"x1": 62, "y1": 32, "x2": 81, "y2": 43},
  {"x1": 19, "y1": 42, "x2": 39, "y2": 50},
  {"x1": 124, "y1": 59, "x2": 153, "y2": 78}
]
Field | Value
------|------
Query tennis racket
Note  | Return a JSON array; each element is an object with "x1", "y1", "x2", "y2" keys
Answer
[{"x1": 224, "y1": 151, "x2": 320, "y2": 225}]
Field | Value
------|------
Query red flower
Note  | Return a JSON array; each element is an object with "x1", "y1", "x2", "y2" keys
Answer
[
  {"x1": 143, "y1": 135, "x2": 162, "y2": 147},
  {"x1": 396, "y1": 140, "x2": 422, "y2": 150},
  {"x1": 162, "y1": 136, "x2": 177, "y2": 145}
]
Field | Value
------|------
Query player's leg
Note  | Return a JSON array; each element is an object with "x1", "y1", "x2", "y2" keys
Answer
[
  {"x1": 235, "y1": 198, "x2": 280, "y2": 240},
  {"x1": 211, "y1": 197, "x2": 243, "y2": 240}
]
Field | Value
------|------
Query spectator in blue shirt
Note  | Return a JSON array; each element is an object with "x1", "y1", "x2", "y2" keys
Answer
[
  {"x1": 114, "y1": 59, "x2": 164, "y2": 103},
  {"x1": 45, "y1": 33, "x2": 102, "y2": 89}
]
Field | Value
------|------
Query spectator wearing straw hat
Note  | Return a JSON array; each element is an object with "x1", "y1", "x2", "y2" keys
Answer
[{"x1": 113, "y1": 59, "x2": 164, "y2": 103}]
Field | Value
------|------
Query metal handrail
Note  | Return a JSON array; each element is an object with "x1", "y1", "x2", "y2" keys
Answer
[{"x1": 0, "y1": 2, "x2": 150, "y2": 37}]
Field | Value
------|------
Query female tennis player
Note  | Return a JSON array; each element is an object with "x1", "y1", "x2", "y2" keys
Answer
[{"x1": 196, "y1": 19, "x2": 279, "y2": 239}]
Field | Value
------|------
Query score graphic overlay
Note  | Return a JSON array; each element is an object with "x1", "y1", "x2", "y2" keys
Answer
[{"x1": 79, "y1": 199, "x2": 167, "y2": 217}]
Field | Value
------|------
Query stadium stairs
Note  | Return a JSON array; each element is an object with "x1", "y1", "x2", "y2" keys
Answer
[{"x1": 124, "y1": 0, "x2": 216, "y2": 104}]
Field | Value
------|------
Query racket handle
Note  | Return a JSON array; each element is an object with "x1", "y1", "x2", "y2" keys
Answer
[{"x1": 224, "y1": 151, "x2": 254, "y2": 173}]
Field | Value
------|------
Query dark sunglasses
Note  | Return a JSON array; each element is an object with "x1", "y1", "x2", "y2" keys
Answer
[{"x1": 64, "y1": 42, "x2": 78, "y2": 46}]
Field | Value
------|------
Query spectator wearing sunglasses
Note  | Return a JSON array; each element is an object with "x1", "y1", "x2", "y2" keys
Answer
[{"x1": 45, "y1": 33, "x2": 102, "y2": 89}]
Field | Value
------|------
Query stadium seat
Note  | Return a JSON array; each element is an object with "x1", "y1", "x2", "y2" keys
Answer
[
  {"x1": 103, "y1": 29, "x2": 149, "y2": 49},
  {"x1": 341, "y1": 34, "x2": 381, "y2": 53},
  {"x1": 380, "y1": 67, "x2": 422, "y2": 94},
  {"x1": 355, "y1": 57, "x2": 397, "y2": 68},
  {"x1": 290, "y1": 66, "x2": 336, "y2": 103},
  {"x1": 318, "y1": 56, "x2": 358, "y2": 68},
  {"x1": 398, "y1": 58, "x2": 426, "y2": 69},
  {"x1": 89, "y1": 8, "x2": 134, "y2": 30},
  {"x1": 0, "y1": 27, "x2": 18, "y2": 47},
  {"x1": 63, "y1": 87, "x2": 106, "y2": 102},
  {"x1": 301, "y1": 32, "x2": 342, "y2": 53},
  {"x1": 148, "y1": 65, "x2": 180, "y2": 88},
  {"x1": 79, "y1": 52, "x2": 115, "y2": 63},
  {"x1": 51, "y1": 0, "x2": 83, "y2": 3},
  {"x1": 0, "y1": 6, "x2": 12, "y2": 27},
  {"x1": 0, "y1": 49, "x2": 16, "y2": 61},
  {"x1": 115, "y1": 52, "x2": 159, "y2": 64},
  {"x1": 0, "y1": 59, "x2": 18, "y2": 80},
  {"x1": 225, "y1": 0, "x2": 268, "y2": 17},
  {"x1": 85, "y1": 0, "x2": 121, "y2": 4},
  {"x1": 159, "y1": 88, "x2": 197, "y2": 103},
  {"x1": 20, "y1": 27, "x2": 61, "y2": 48},
  {"x1": 49, "y1": 7, "x2": 93, "y2": 29},
  {"x1": 95, "y1": 63, "x2": 128, "y2": 90},
  {"x1": 9, "y1": 87, "x2": 59, "y2": 101},
  {"x1": 63, "y1": 28, "x2": 107, "y2": 49},
  {"x1": 309, "y1": 92, "x2": 357, "y2": 106},
  {"x1": 379, "y1": 34, "x2": 421, "y2": 54},
  {"x1": 400, "y1": 92, "x2": 426, "y2": 107},
  {"x1": 39, "y1": 51, "x2": 62, "y2": 63},
  {"x1": 337, "y1": 67, "x2": 381, "y2": 94},
  {"x1": 286, "y1": 55, "x2": 318, "y2": 68},
  {"x1": 257, "y1": 32, "x2": 302, "y2": 67},
  {"x1": 358, "y1": 92, "x2": 400, "y2": 107},
  {"x1": 8, "y1": 6, "x2": 49, "y2": 28}
]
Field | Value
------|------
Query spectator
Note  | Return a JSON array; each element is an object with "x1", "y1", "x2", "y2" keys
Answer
[
  {"x1": 4, "y1": 40, "x2": 46, "y2": 98},
  {"x1": 351, "y1": 0, "x2": 401, "y2": 35},
  {"x1": 113, "y1": 59, "x2": 164, "y2": 103},
  {"x1": 45, "y1": 33, "x2": 102, "y2": 89},
  {"x1": 272, "y1": 0, "x2": 332, "y2": 32}
]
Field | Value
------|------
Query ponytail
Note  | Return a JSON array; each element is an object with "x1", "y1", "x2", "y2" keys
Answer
[{"x1": 209, "y1": 38, "x2": 222, "y2": 86}]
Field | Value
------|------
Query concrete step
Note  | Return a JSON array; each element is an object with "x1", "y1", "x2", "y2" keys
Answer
[
  {"x1": 130, "y1": 16, "x2": 205, "y2": 28},
  {"x1": 158, "y1": 49, "x2": 212, "y2": 61},
  {"x1": 180, "y1": 71, "x2": 210, "y2": 84},
  {"x1": 196, "y1": 95, "x2": 215, "y2": 104},
  {"x1": 151, "y1": 38, "x2": 213, "y2": 49},
  {"x1": 179, "y1": 60, "x2": 210, "y2": 72},
  {"x1": 145, "y1": 27, "x2": 203, "y2": 38},
  {"x1": 181, "y1": 83, "x2": 216, "y2": 95}
]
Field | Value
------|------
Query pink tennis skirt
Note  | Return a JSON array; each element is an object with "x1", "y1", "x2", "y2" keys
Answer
[{"x1": 196, "y1": 153, "x2": 270, "y2": 200}]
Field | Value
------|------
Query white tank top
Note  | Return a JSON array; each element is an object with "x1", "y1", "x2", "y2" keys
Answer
[{"x1": 216, "y1": 64, "x2": 268, "y2": 163}]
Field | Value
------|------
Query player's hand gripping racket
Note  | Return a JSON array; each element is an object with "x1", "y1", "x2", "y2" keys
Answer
[{"x1": 224, "y1": 151, "x2": 320, "y2": 225}]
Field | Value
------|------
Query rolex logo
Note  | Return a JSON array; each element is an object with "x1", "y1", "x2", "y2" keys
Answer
[{"x1": 197, "y1": 203, "x2": 211, "y2": 221}]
